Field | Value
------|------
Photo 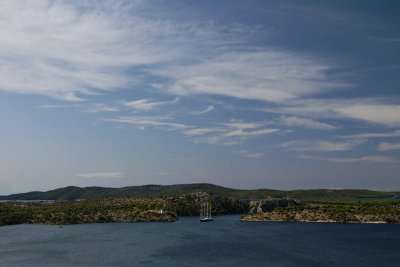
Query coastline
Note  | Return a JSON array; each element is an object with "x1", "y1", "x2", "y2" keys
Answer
[
  {"x1": 2, "y1": 193, "x2": 399, "y2": 226},
  {"x1": 240, "y1": 217, "x2": 388, "y2": 224}
]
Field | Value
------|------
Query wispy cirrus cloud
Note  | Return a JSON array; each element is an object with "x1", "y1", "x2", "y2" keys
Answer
[
  {"x1": 0, "y1": 1, "x2": 343, "y2": 104},
  {"x1": 189, "y1": 105, "x2": 215, "y2": 115},
  {"x1": 191, "y1": 121, "x2": 280, "y2": 145},
  {"x1": 277, "y1": 116, "x2": 337, "y2": 130},
  {"x1": 220, "y1": 121, "x2": 279, "y2": 138},
  {"x1": 4, "y1": 0, "x2": 398, "y2": 166},
  {"x1": 82, "y1": 103, "x2": 120, "y2": 113},
  {"x1": 271, "y1": 99, "x2": 400, "y2": 127},
  {"x1": 0, "y1": 1, "x2": 152, "y2": 101},
  {"x1": 279, "y1": 139, "x2": 364, "y2": 152},
  {"x1": 234, "y1": 150, "x2": 264, "y2": 159},
  {"x1": 183, "y1": 127, "x2": 225, "y2": 137},
  {"x1": 123, "y1": 98, "x2": 179, "y2": 111},
  {"x1": 336, "y1": 104, "x2": 400, "y2": 127},
  {"x1": 102, "y1": 115, "x2": 192, "y2": 131},
  {"x1": 301, "y1": 155, "x2": 398, "y2": 164},
  {"x1": 378, "y1": 142, "x2": 400, "y2": 151},
  {"x1": 158, "y1": 51, "x2": 345, "y2": 103},
  {"x1": 338, "y1": 130, "x2": 400, "y2": 139},
  {"x1": 38, "y1": 104, "x2": 70, "y2": 109},
  {"x1": 103, "y1": 114, "x2": 279, "y2": 146},
  {"x1": 77, "y1": 172, "x2": 125, "y2": 178},
  {"x1": 223, "y1": 128, "x2": 279, "y2": 138}
]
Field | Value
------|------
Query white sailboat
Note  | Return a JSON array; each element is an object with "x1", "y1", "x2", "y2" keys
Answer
[{"x1": 200, "y1": 202, "x2": 213, "y2": 222}]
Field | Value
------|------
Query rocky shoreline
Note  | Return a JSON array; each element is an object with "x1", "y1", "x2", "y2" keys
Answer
[
  {"x1": 1, "y1": 194, "x2": 399, "y2": 226},
  {"x1": 0, "y1": 192, "x2": 246, "y2": 226},
  {"x1": 241, "y1": 199, "x2": 400, "y2": 224},
  {"x1": 241, "y1": 213, "x2": 388, "y2": 224}
]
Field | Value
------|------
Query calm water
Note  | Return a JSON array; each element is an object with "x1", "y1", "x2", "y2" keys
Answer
[{"x1": 1, "y1": 215, "x2": 400, "y2": 266}]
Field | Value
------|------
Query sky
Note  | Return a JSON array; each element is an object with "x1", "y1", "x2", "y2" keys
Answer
[{"x1": 0, "y1": 0, "x2": 400, "y2": 194}]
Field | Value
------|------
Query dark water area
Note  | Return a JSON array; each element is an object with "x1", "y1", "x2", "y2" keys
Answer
[{"x1": 1, "y1": 215, "x2": 400, "y2": 266}]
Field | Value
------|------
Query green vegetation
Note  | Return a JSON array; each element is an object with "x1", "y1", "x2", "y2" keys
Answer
[
  {"x1": 0, "y1": 198, "x2": 177, "y2": 226},
  {"x1": 241, "y1": 200, "x2": 400, "y2": 224},
  {"x1": 0, "y1": 192, "x2": 248, "y2": 226},
  {"x1": 1, "y1": 184, "x2": 399, "y2": 226}
]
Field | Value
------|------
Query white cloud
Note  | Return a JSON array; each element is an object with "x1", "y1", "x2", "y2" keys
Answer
[
  {"x1": 2, "y1": 0, "x2": 398, "y2": 142},
  {"x1": 301, "y1": 155, "x2": 398, "y2": 164},
  {"x1": 378, "y1": 142, "x2": 400, "y2": 151},
  {"x1": 38, "y1": 104, "x2": 69, "y2": 109},
  {"x1": 273, "y1": 99, "x2": 400, "y2": 127},
  {"x1": 192, "y1": 121, "x2": 280, "y2": 145},
  {"x1": 104, "y1": 114, "x2": 279, "y2": 146},
  {"x1": 234, "y1": 150, "x2": 264, "y2": 159},
  {"x1": 339, "y1": 130, "x2": 400, "y2": 139},
  {"x1": 183, "y1": 127, "x2": 224, "y2": 136},
  {"x1": 102, "y1": 115, "x2": 192, "y2": 131},
  {"x1": 277, "y1": 116, "x2": 337, "y2": 130},
  {"x1": 336, "y1": 104, "x2": 400, "y2": 127},
  {"x1": 223, "y1": 128, "x2": 279, "y2": 138},
  {"x1": 83, "y1": 103, "x2": 119, "y2": 113},
  {"x1": 158, "y1": 51, "x2": 345, "y2": 103},
  {"x1": 0, "y1": 1, "x2": 343, "y2": 104},
  {"x1": 0, "y1": 1, "x2": 153, "y2": 100},
  {"x1": 77, "y1": 172, "x2": 125, "y2": 178},
  {"x1": 124, "y1": 98, "x2": 179, "y2": 111},
  {"x1": 218, "y1": 121, "x2": 279, "y2": 141},
  {"x1": 190, "y1": 105, "x2": 214, "y2": 115},
  {"x1": 223, "y1": 121, "x2": 265, "y2": 130},
  {"x1": 280, "y1": 139, "x2": 364, "y2": 152}
]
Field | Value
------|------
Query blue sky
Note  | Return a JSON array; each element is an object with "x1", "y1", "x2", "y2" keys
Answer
[{"x1": 0, "y1": 0, "x2": 399, "y2": 194}]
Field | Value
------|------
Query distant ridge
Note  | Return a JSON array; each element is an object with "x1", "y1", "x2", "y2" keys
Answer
[
  {"x1": 0, "y1": 183, "x2": 397, "y2": 201},
  {"x1": 0, "y1": 184, "x2": 236, "y2": 200}
]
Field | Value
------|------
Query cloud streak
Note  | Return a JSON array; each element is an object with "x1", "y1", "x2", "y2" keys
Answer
[
  {"x1": 189, "y1": 105, "x2": 215, "y2": 115},
  {"x1": 82, "y1": 103, "x2": 119, "y2": 113},
  {"x1": 301, "y1": 155, "x2": 398, "y2": 164},
  {"x1": 279, "y1": 139, "x2": 364, "y2": 152},
  {"x1": 272, "y1": 99, "x2": 400, "y2": 127},
  {"x1": 277, "y1": 116, "x2": 337, "y2": 130},
  {"x1": 104, "y1": 114, "x2": 280, "y2": 146},
  {"x1": 124, "y1": 98, "x2": 179, "y2": 111},
  {"x1": 378, "y1": 142, "x2": 400, "y2": 151},
  {"x1": 339, "y1": 130, "x2": 400, "y2": 139},
  {"x1": 234, "y1": 150, "x2": 264, "y2": 159},
  {"x1": 158, "y1": 51, "x2": 345, "y2": 103},
  {"x1": 102, "y1": 115, "x2": 192, "y2": 131}
]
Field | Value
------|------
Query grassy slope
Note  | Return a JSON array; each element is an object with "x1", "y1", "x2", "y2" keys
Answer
[{"x1": 0, "y1": 183, "x2": 398, "y2": 201}]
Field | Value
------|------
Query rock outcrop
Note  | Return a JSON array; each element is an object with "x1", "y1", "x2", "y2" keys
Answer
[{"x1": 248, "y1": 198, "x2": 301, "y2": 214}]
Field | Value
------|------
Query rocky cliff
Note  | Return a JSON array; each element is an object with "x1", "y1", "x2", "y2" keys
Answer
[
  {"x1": 241, "y1": 199, "x2": 400, "y2": 224},
  {"x1": 248, "y1": 198, "x2": 302, "y2": 214}
]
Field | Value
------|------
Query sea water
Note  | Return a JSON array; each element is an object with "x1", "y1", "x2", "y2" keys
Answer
[{"x1": 1, "y1": 215, "x2": 399, "y2": 266}]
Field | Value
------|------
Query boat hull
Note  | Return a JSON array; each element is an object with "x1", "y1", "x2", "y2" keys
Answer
[{"x1": 200, "y1": 218, "x2": 213, "y2": 222}]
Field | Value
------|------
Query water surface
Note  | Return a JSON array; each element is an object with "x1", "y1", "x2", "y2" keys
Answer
[{"x1": 1, "y1": 215, "x2": 399, "y2": 266}]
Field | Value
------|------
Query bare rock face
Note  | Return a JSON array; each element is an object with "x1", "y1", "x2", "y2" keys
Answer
[{"x1": 248, "y1": 198, "x2": 301, "y2": 214}]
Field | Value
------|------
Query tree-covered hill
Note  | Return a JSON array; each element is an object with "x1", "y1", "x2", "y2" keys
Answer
[{"x1": 0, "y1": 183, "x2": 398, "y2": 201}]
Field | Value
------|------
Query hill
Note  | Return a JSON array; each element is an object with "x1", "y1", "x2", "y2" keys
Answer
[{"x1": 0, "y1": 183, "x2": 397, "y2": 201}]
